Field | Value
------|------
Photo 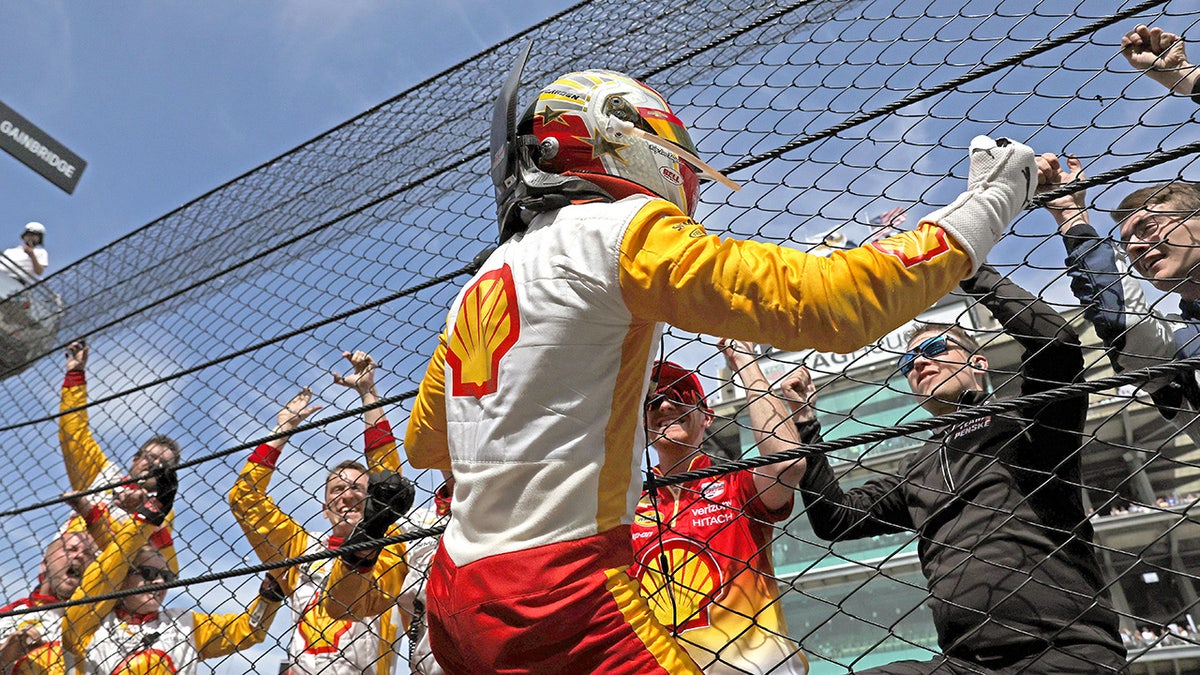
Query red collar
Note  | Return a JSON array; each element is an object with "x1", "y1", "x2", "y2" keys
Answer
[
  {"x1": 326, "y1": 536, "x2": 345, "y2": 550},
  {"x1": 29, "y1": 590, "x2": 59, "y2": 606},
  {"x1": 115, "y1": 607, "x2": 159, "y2": 624},
  {"x1": 1, "y1": 591, "x2": 60, "y2": 612}
]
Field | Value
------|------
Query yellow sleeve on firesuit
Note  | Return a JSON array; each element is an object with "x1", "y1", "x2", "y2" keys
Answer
[
  {"x1": 61, "y1": 517, "x2": 158, "y2": 669},
  {"x1": 59, "y1": 373, "x2": 110, "y2": 492},
  {"x1": 617, "y1": 199, "x2": 971, "y2": 353},
  {"x1": 405, "y1": 199, "x2": 971, "y2": 469},
  {"x1": 191, "y1": 591, "x2": 283, "y2": 660},
  {"x1": 227, "y1": 446, "x2": 311, "y2": 596}
]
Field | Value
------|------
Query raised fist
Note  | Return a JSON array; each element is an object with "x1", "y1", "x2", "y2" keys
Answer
[{"x1": 65, "y1": 340, "x2": 88, "y2": 372}]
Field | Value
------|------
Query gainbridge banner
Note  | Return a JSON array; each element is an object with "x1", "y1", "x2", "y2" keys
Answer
[{"x1": 0, "y1": 100, "x2": 87, "y2": 194}]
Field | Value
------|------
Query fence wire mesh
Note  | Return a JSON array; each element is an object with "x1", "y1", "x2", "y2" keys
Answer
[{"x1": 1, "y1": 0, "x2": 1198, "y2": 673}]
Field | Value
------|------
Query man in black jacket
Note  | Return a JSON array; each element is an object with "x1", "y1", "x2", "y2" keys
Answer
[{"x1": 796, "y1": 265, "x2": 1126, "y2": 674}]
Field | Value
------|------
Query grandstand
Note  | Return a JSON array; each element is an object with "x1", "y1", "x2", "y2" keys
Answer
[{"x1": 1, "y1": 0, "x2": 1198, "y2": 673}]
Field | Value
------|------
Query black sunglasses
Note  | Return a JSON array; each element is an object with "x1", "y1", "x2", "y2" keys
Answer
[
  {"x1": 898, "y1": 335, "x2": 970, "y2": 376},
  {"x1": 133, "y1": 565, "x2": 178, "y2": 584}
]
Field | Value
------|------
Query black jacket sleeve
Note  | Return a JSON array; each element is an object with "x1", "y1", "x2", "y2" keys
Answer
[
  {"x1": 1060, "y1": 223, "x2": 1191, "y2": 421},
  {"x1": 959, "y1": 264, "x2": 1086, "y2": 462},
  {"x1": 796, "y1": 419, "x2": 914, "y2": 542}
]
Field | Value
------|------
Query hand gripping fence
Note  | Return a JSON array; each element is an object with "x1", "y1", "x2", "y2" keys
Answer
[{"x1": 6, "y1": 352, "x2": 1196, "y2": 614}]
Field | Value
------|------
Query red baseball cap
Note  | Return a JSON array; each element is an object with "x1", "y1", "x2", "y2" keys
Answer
[{"x1": 650, "y1": 360, "x2": 710, "y2": 411}]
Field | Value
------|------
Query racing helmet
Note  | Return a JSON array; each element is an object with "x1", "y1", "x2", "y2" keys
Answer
[{"x1": 526, "y1": 70, "x2": 702, "y2": 217}]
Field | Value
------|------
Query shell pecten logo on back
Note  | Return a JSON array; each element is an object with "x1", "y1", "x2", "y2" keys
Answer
[{"x1": 447, "y1": 264, "x2": 521, "y2": 398}]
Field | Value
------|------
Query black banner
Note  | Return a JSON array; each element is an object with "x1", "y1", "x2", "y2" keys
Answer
[{"x1": 0, "y1": 100, "x2": 86, "y2": 194}]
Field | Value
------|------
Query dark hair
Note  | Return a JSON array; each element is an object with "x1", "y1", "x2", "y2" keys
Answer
[
  {"x1": 1113, "y1": 182, "x2": 1200, "y2": 224},
  {"x1": 903, "y1": 322, "x2": 980, "y2": 353},
  {"x1": 326, "y1": 459, "x2": 368, "y2": 484},
  {"x1": 139, "y1": 435, "x2": 182, "y2": 466}
]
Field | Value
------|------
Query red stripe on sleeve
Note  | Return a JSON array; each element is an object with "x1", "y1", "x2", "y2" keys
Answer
[
  {"x1": 149, "y1": 527, "x2": 173, "y2": 550},
  {"x1": 249, "y1": 444, "x2": 282, "y2": 468},
  {"x1": 364, "y1": 419, "x2": 395, "y2": 452}
]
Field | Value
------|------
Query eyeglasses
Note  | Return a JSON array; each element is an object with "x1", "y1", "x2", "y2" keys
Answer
[
  {"x1": 898, "y1": 335, "x2": 971, "y2": 376},
  {"x1": 644, "y1": 385, "x2": 699, "y2": 412},
  {"x1": 132, "y1": 448, "x2": 175, "y2": 466},
  {"x1": 1119, "y1": 212, "x2": 1196, "y2": 246},
  {"x1": 132, "y1": 566, "x2": 178, "y2": 584}
]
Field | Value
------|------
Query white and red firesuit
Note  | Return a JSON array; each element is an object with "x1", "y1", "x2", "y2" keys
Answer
[
  {"x1": 0, "y1": 592, "x2": 66, "y2": 675},
  {"x1": 59, "y1": 370, "x2": 178, "y2": 574},
  {"x1": 228, "y1": 419, "x2": 408, "y2": 675},
  {"x1": 405, "y1": 192, "x2": 976, "y2": 673},
  {"x1": 61, "y1": 518, "x2": 281, "y2": 675}
]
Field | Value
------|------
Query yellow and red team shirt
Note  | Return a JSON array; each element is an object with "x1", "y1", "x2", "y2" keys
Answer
[
  {"x1": 228, "y1": 419, "x2": 407, "y2": 675},
  {"x1": 58, "y1": 371, "x2": 178, "y2": 574},
  {"x1": 0, "y1": 592, "x2": 65, "y2": 675},
  {"x1": 630, "y1": 455, "x2": 807, "y2": 675}
]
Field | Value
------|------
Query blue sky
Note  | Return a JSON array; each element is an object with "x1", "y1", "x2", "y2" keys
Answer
[{"x1": 0, "y1": 1, "x2": 577, "y2": 272}]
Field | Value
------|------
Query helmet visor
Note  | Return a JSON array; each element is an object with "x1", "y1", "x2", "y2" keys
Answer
[{"x1": 638, "y1": 108, "x2": 700, "y2": 158}]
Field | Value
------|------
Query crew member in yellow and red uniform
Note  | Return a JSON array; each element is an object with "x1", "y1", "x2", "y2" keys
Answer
[
  {"x1": 58, "y1": 340, "x2": 180, "y2": 575},
  {"x1": 61, "y1": 467, "x2": 282, "y2": 675},
  {"x1": 0, "y1": 532, "x2": 98, "y2": 674},
  {"x1": 228, "y1": 351, "x2": 408, "y2": 675},
  {"x1": 406, "y1": 60, "x2": 1037, "y2": 674},
  {"x1": 630, "y1": 350, "x2": 809, "y2": 675}
]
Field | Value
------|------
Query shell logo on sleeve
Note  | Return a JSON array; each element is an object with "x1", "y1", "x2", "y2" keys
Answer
[
  {"x1": 869, "y1": 223, "x2": 951, "y2": 267},
  {"x1": 634, "y1": 537, "x2": 724, "y2": 633},
  {"x1": 446, "y1": 265, "x2": 521, "y2": 398}
]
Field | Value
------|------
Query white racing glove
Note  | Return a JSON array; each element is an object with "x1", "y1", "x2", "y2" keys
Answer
[{"x1": 923, "y1": 135, "x2": 1037, "y2": 274}]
